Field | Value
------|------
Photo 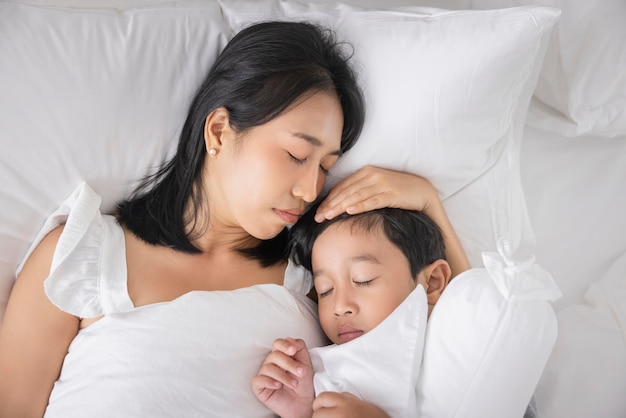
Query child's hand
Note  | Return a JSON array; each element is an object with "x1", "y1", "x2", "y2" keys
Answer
[
  {"x1": 312, "y1": 392, "x2": 390, "y2": 418},
  {"x1": 252, "y1": 337, "x2": 315, "y2": 418}
]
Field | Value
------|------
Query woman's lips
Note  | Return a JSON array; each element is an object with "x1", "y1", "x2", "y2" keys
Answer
[{"x1": 273, "y1": 209, "x2": 302, "y2": 225}]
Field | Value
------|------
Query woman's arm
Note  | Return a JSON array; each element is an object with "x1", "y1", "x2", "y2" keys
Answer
[
  {"x1": 0, "y1": 227, "x2": 80, "y2": 418},
  {"x1": 316, "y1": 166, "x2": 470, "y2": 278}
]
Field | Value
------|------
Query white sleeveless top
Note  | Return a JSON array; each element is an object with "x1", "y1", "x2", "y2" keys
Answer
[{"x1": 23, "y1": 183, "x2": 327, "y2": 418}]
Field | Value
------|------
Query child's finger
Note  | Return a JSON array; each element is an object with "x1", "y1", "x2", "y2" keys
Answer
[
  {"x1": 251, "y1": 374, "x2": 282, "y2": 400},
  {"x1": 271, "y1": 339, "x2": 310, "y2": 373},
  {"x1": 258, "y1": 360, "x2": 300, "y2": 390},
  {"x1": 284, "y1": 337, "x2": 313, "y2": 367},
  {"x1": 312, "y1": 391, "x2": 340, "y2": 411},
  {"x1": 271, "y1": 337, "x2": 301, "y2": 356}
]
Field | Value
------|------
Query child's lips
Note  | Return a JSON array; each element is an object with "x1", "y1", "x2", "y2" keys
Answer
[{"x1": 337, "y1": 327, "x2": 364, "y2": 344}]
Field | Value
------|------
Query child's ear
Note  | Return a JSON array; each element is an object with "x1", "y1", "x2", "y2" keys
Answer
[
  {"x1": 422, "y1": 259, "x2": 452, "y2": 306},
  {"x1": 203, "y1": 107, "x2": 232, "y2": 154}
]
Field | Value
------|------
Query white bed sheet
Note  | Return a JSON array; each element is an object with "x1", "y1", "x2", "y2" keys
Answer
[
  {"x1": 520, "y1": 123, "x2": 626, "y2": 417},
  {"x1": 521, "y1": 124, "x2": 626, "y2": 311}
]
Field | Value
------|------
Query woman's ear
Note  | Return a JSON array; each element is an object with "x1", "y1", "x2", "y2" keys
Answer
[
  {"x1": 421, "y1": 259, "x2": 452, "y2": 306},
  {"x1": 203, "y1": 107, "x2": 231, "y2": 154}
]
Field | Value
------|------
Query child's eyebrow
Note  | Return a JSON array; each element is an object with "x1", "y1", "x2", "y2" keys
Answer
[
  {"x1": 312, "y1": 254, "x2": 382, "y2": 279},
  {"x1": 349, "y1": 254, "x2": 382, "y2": 264}
]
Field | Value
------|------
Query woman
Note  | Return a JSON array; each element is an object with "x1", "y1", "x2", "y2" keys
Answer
[{"x1": 0, "y1": 21, "x2": 469, "y2": 417}]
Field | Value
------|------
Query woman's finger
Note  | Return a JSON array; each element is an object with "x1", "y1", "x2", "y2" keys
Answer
[
  {"x1": 317, "y1": 183, "x2": 395, "y2": 221},
  {"x1": 322, "y1": 167, "x2": 378, "y2": 207}
]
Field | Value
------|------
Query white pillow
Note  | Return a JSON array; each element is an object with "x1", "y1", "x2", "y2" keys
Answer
[
  {"x1": 0, "y1": 0, "x2": 227, "y2": 322},
  {"x1": 418, "y1": 260, "x2": 561, "y2": 418},
  {"x1": 221, "y1": 1, "x2": 560, "y2": 268},
  {"x1": 527, "y1": 0, "x2": 626, "y2": 137}
]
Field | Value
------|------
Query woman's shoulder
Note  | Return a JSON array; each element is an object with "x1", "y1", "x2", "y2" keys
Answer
[{"x1": 16, "y1": 225, "x2": 65, "y2": 290}]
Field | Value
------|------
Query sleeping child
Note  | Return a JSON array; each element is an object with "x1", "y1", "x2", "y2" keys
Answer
[{"x1": 251, "y1": 205, "x2": 452, "y2": 418}]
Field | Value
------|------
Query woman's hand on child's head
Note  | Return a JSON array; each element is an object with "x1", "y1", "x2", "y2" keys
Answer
[
  {"x1": 315, "y1": 166, "x2": 438, "y2": 222},
  {"x1": 251, "y1": 337, "x2": 315, "y2": 418},
  {"x1": 312, "y1": 391, "x2": 390, "y2": 418}
]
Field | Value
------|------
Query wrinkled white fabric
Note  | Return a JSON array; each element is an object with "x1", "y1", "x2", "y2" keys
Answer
[
  {"x1": 309, "y1": 285, "x2": 427, "y2": 418},
  {"x1": 534, "y1": 251, "x2": 626, "y2": 418},
  {"x1": 417, "y1": 267, "x2": 559, "y2": 418},
  {"x1": 482, "y1": 249, "x2": 562, "y2": 302}
]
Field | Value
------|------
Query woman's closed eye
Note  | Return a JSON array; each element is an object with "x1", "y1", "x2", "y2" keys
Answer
[
  {"x1": 287, "y1": 151, "x2": 307, "y2": 165},
  {"x1": 288, "y1": 151, "x2": 331, "y2": 175}
]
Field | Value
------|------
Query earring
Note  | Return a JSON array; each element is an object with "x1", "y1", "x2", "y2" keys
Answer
[{"x1": 208, "y1": 148, "x2": 217, "y2": 156}]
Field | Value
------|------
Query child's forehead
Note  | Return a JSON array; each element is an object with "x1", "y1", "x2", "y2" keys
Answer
[{"x1": 318, "y1": 217, "x2": 386, "y2": 241}]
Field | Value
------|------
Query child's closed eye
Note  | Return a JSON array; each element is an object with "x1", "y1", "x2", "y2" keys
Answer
[{"x1": 353, "y1": 279, "x2": 376, "y2": 287}]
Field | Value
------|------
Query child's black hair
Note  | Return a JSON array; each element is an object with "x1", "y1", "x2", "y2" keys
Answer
[{"x1": 290, "y1": 201, "x2": 446, "y2": 278}]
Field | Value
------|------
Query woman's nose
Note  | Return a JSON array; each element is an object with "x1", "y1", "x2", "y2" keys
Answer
[{"x1": 292, "y1": 165, "x2": 323, "y2": 203}]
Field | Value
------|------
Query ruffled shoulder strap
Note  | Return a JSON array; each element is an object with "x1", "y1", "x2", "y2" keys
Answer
[{"x1": 18, "y1": 182, "x2": 133, "y2": 318}]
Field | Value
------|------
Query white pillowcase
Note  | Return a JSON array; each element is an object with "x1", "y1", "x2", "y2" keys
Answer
[
  {"x1": 0, "y1": 0, "x2": 228, "y2": 321},
  {"x1": 222, "y1": 1, "x2": 560, "y2": 267},
  {"x1": 418, "y1": 262, "x2": 561, "y2": 418},
  {"x1": 527, "y1": 0, "x2": 626, "y2": 137}
]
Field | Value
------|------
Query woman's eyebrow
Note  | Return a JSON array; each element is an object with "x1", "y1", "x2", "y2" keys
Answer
[
  {"x1": 293, "y1": 132, "x2": 322, "y2": 146},
  {"x1": 292, "y1": 132, "x2": 342, "y2": 156}
]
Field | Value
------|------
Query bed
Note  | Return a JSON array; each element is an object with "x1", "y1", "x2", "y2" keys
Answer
[{"x1": 0, "y1": 0, "x2": 624, "y2": 417}]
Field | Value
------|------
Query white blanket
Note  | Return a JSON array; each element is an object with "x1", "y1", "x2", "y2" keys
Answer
[{"x1": 309, "y1": 285, "x2": 428, "y2": 418}]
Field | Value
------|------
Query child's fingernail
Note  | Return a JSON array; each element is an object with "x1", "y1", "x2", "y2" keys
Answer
[
  {"x1": 314, "y1": 213, "x2": 325, "y2": 223},
  {"x1": 296, "y1": 367, "x2": 304, "y2": 376}
]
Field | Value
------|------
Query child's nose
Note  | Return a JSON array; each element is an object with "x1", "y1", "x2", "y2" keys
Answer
[{"x1": 333, "y1": 291, "x2": 357, "y2": 316}]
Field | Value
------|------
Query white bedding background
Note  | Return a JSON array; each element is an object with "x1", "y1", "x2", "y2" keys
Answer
[
  {"x1": 521, "y1": 127, "x2": 626, "y2": 417},
  {"x1": 0, "y1": 0, "x2": 624, "y2": 417}
]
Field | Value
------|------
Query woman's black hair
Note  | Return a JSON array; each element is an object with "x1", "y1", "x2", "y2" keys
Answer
[
  {"x1": 290, "y1": 203, "x2": 446, "y2": 279},
  {"x1": 116, "y1": 21, "x2": 365, "y2": 266}
]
